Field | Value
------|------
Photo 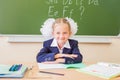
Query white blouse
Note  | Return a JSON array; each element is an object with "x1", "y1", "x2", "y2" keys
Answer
[{"x1": 50, "y1": 39, "x2": 71, "y2": 53}]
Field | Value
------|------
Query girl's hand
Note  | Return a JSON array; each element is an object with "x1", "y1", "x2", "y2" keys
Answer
[
  {"x1": 55, "y1": 58, "x2": 65, "y2": 63},
  {"x1": 54, "y1": 53, "x2": 65, "y2": 59},
  {"x1": 55, "y1": 53, "x2": 78, "y2": 59},
  {"x1": 70, "y1": 54, "x2": 78, "y2": 59},
  {"x1": 63, "y1": 54, "x2": 78, "y2": 59}
]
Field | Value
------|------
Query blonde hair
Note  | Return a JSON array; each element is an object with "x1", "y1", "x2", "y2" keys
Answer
[{"x1": 52, "y1": 18, "x2": 71, "y2": 32}]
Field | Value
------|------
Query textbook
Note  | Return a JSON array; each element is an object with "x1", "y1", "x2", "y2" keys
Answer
[
  {"x1": 76, "y1": 62, "x2": 120, "y2": 79},
  {"x1": 0, "y1": 64, "x2": 27, "y2": 78},
  {"x1": 38, "y1": 63, "x2": 85, "y2": 69}
]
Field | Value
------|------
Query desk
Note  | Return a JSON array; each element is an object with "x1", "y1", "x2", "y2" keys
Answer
[{"x1": 1, "y1": 62, "x2": 120, "y2": 80}]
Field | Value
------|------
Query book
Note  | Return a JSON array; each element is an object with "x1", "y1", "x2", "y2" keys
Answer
[
  {"x1": 38, "y1": 63, "x2": 85, "y2": 69},
  {"x1": 76, "y1": 62, "x2": 120, "y2": 79},
  {"x1": 0, "y1": 64, "x2": 27, "y2": 78}
]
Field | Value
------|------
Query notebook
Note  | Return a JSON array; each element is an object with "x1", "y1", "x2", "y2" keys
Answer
[
  {"x1": 76, "y1": 62, "x2": 120, "y2": 79},
  {"x1": 0, "y1": 64, "x2": 27, "y2": 78},
  {"x1": 38, "y1": 63, "x2": 85, "y2": 69}
]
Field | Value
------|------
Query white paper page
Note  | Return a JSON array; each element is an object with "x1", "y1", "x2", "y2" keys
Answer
[{"x1": 38, "y1": 63, "x2": 65, "y2": 69}]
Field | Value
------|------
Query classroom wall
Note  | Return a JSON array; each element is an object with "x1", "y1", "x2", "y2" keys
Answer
[{"x1": 0, "y1": 36, "x2": 120, "y2": 64}]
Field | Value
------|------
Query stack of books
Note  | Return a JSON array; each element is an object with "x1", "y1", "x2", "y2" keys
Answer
[{"x1": 0, "y1": 64, "x2": 27, "y2": 78}]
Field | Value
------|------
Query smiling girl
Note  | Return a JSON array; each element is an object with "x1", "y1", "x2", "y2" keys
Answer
[{"x1": 36, "y1": 18, "x2": 83, "y2": 64}]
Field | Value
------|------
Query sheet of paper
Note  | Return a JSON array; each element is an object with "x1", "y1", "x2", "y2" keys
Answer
[{"x1": 38, "y1": 63, "x2": 65, "y2": 69}]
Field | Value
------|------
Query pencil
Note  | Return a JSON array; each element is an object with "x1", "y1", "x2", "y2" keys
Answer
[{"x1": 39, "y1": 71, "x2": 64, "y2": 76}]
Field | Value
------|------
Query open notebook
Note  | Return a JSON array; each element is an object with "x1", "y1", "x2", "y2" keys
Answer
[
  {"x1": 76, "y1": 62, "x2": 120, "y2": 79},
  {"x1": 0, "y1": 64, "x2": 27, "y2": 78},
  {"x1": 38, "y1": 63, "x2": 85, "y2": 69}
]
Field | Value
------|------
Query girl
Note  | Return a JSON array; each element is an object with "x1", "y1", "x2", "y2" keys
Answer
[{"x1": 36, "y1": 18, "x2": 83, "y2": 64}]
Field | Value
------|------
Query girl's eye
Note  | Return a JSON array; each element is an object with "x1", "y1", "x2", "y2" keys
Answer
[
  {"x1": 56, "y1": 32, "x2": 60, "y2": 34},
  {"x1": 63, "y1": 32, "x2": 67, "y2": 34}
]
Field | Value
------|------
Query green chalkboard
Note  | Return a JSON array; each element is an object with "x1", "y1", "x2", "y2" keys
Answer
[{"x1": 0, "y1": 0, "x2": 120, "y2": 35}]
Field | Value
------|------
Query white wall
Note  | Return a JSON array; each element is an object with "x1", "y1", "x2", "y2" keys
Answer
[
  {"x1": 0, "y1": 36, "x2": 120, "y2": 64},
  {"x1": 79, "y1": 38, "x2": 120, "y2": 63}
]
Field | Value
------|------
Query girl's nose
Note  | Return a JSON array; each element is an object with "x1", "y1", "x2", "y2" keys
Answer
[{"x1": 59, "y1": 34, "x2": 64, "y2": 38}]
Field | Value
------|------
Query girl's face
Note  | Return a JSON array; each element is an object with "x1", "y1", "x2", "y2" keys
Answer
[{"x1": 52, "y1": 23, "x2": 71, "y2": 45}]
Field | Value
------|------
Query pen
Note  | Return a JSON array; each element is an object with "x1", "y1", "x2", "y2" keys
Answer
[
  {"x1": 39, "y1": 71, "x2": 64, "y2": 76},
  {"x1": 9, "y1": 64, "x2": 16, "y2": 71},
  {"x1": 15, "y1": 64, "x2": 22, "y2": 71}
]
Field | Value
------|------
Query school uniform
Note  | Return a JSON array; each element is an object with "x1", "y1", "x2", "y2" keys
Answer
[{"x1": 36, "y1": 38, "x2": 83, "y2": 64}]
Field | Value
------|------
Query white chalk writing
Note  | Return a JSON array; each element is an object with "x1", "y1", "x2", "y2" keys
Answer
[
  {"x1": 88, "y1": 0, "x2": 99, "y2": 5},
  {"x1": 46, "y1": 0, "x2": 99, "y2": 19}
]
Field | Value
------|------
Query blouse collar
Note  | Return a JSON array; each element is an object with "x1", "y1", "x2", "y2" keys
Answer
[{"x1": 51, "y1": 39, "x2": 71, "y2": 49}]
